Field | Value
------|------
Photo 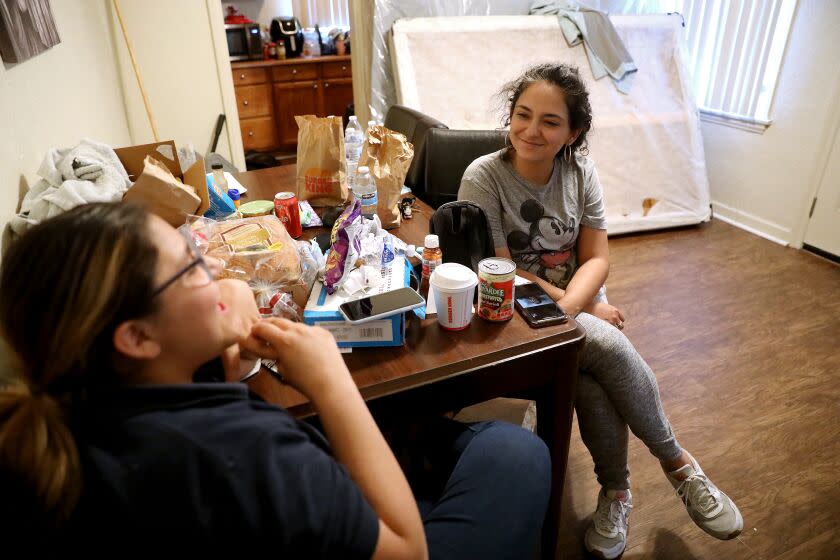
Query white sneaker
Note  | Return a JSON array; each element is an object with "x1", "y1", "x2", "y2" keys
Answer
[
  {"x1": 667, "y1": 454, "x2": 743, "y2": 540},
  {"x1": 584, "y1": 488, "x2": 633, "y2": 559}
]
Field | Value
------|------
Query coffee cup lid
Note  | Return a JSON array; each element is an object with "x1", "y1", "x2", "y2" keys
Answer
[{"x1": 430, "y1": 262, "x2": 477, "y2": 291}]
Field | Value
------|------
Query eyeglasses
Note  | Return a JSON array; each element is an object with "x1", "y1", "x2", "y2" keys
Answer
[{"x1": 151, "y1": 231, "x2": 215, "y2": 297}]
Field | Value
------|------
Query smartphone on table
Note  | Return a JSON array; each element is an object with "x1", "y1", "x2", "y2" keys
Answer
[
  {"x1": 514, "y1": 282, "x2": 569, "y2": 328},
  {"x1": 339, "y1": 287, "x2": 425, "y2": 324}
]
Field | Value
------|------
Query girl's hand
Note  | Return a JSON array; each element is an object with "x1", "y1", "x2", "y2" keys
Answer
[
  {"x1": 240, "y1": 318, "x2": 354, "y2": 399},
  {"x1": 589, "y1": 302, "x2": 626, "y2": 330}
]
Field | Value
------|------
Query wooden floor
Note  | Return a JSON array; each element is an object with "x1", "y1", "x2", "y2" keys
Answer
[{"x1": 551, "y1": 218, "x2": 840, "y2": 559}]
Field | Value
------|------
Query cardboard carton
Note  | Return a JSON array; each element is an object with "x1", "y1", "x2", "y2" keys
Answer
[
  {"x1": 116, "y1": 141, "x2": 210, "y2": 227},
  {"x1": 303, "y1": 256, "x2": 414, "y2": 348}
]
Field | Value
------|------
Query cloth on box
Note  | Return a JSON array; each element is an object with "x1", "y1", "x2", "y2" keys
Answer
[
  {"x1": 531, "y1": 0, "x2": 637, "y2": 93},
  {"x1": 10, "y1": 139, "x2": 131, "y2": 235}
]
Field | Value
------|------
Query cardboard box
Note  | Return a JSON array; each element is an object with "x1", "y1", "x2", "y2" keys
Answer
[
  {"x1": 304, "y1": 256, "x2": 413, "y2": 348},
  {"x1": 116, "y1": 141, "x2": 210, "y2": 226}
]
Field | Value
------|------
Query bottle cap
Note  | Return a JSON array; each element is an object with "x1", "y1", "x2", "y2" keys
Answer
[
  {"x1": 211, "y1": 163, "x2": 223, "y2": 170},
  {"x1": 227, "y1": 188, "x2": 240, "y2": 200},
  {"x1": 424, "y1": 234, "x2": 439, "y2": 249},
  {"x1": 357, "y1": 165, "x2": 369, "y2": 175}
]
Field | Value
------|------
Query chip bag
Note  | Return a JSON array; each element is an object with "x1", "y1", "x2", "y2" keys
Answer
[{"x1": 323, "y1": 199, "x2": 362, "y2": 294}]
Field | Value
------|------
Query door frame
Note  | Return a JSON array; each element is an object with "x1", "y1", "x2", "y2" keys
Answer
[
  {"x1": 204, "y1": 0, "x2": 246, "y2": 171},
  {"x1": 792, "y1": 71, "x2": 840, "y2": 249}
]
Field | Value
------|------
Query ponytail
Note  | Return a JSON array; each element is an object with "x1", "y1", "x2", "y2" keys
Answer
[{"x1": 0, "y1": 382, "x2": 81, "y2": 527}]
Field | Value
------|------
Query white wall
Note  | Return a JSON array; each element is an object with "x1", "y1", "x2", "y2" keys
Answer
[
  {"x1": 0, "y1": 0, "x2": 131, "y2": 233},
  {"x1": 702, "y1": 1, "x2": 840, "y2": 246},
  {"x1": 109, "y1": 0, "x2": 244, "y2": 170}
]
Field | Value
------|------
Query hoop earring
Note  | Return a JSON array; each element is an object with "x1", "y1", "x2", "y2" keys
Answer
[{"x1": 564, "y1": 144, "x2": 572, "y2": 163}]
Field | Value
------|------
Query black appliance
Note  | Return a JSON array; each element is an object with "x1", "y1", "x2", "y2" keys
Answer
[{"x1": 270, "y1": 17, "x2": 304, "y2": 58}]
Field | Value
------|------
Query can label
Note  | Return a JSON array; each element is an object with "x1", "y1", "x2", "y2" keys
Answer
[
  {"x1": 477, "y1": 257, "x2": 516, "y2": 322},
  {"x1": 274, "y1": 192, "x2": 302, "y2": 238}
]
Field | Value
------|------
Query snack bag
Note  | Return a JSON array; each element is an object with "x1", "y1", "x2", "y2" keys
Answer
[
  {"x1": 323, "y1": 199, "x2": 362, "y2": 294},
  {"x1": 203, "y1": 174, "x2": 236, "y2": 219},
  {"x1": 295, "y1": 115, "x2": 350, "y2": 206},
  {"x1": 358, "y1": 125, "x2": 414, "y2": 229}
]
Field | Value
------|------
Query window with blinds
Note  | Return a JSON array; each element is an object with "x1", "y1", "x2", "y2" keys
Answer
[
  {"x1": 292, "y1": 0, "x2": 350, "y2": 28},
  {"x1": 682, "y1": 0, "x2": 798, "y2": 130},
  {"x1": 608, "y1": 0, "x2": 797, "y2": 131}
]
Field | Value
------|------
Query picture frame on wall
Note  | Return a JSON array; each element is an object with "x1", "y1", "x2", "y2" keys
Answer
[{"x1": 0, "y1": 0, "x2": 60, "y2": 64}]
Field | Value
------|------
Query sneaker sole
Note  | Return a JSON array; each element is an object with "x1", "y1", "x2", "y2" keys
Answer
[{"x1": 585, "y1": 527, "x2": 628, "y2": 560}]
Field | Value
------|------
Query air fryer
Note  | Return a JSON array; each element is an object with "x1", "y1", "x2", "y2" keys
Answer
[{"x1": 270, "y1": 17, "x2": 304, "y2": 58}]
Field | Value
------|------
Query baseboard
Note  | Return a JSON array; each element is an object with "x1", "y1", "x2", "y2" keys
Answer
[{"x1": 711, "y1": 201, "x2": 791, "y2": 246}]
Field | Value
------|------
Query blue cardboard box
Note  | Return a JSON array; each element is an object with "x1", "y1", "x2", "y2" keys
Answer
[{"x1": 303, "y1": 256, "x2": 414, "y2": 348}]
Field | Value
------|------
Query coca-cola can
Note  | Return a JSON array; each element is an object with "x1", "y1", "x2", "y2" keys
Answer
[{"x1": 274, "y1": 192, "x2": 302, "y2": 238}]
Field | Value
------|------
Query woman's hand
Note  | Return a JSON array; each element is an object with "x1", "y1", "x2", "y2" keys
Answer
[
  {"x1": 588, "y1": 301, "x2": 626, "y2": 330},
  {"x1": 240, "y1": 318, "x2": 354, "y2": 400},
  {"x1": 218, "y1": 279, "x2": 260, "y2": 342}
]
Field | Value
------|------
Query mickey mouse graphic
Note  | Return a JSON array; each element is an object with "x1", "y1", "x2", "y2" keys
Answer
[{"x1": 506, "y1": 198, "x2": 577, "y2": 286}]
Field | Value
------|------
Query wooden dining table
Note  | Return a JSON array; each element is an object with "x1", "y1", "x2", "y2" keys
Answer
[{"x1": 233, "y1": 165, "x2": 586, "y2": 560}]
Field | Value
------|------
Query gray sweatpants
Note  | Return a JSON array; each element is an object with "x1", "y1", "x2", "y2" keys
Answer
[{"x1": 574, "y1": 312, "x2": 683, "y2": 490}]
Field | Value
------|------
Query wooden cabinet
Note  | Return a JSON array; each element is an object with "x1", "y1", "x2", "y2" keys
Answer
[{"x1": 232, "y1": 56, "x2": 353, "y2": 152}]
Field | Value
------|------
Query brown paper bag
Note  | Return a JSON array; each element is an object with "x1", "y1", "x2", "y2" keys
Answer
[
  {"x1": 358, "y1": 125, "x2": 414, "y2": 229},
  {"x1": 122, "y1": 156, "x2": 202, "y2": 227},
  {"x1": 295, "y1": 115, "x2": 349, "y2": 206}
]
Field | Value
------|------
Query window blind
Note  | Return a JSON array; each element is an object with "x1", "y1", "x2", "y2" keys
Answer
[
  {"x1": 292, "y1": 0, "x2": 350, "y2": 28},
  {"x1": 606, "y1": 0, "x2": 797, "y2": 127},
  {"x1": 681, "y1": 0, "x2": 797, "y2": 125}
]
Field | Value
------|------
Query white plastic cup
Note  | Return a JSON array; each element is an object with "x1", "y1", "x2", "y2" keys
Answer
[{"x1": 430, "y1": 263, "x2": 478, "y2": 330}]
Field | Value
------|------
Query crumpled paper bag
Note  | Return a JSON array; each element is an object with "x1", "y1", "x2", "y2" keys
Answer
[{"x1": 358, "y1": 125, "x2": 414, "y2": 229}]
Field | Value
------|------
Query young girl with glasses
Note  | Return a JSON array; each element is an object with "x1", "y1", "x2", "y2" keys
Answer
[{"x1": 0, "y1": 202, "x2": 550, "y2": 559}]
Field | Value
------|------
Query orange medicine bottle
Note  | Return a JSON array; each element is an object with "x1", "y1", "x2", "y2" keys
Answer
[{"x1": 422, "y1": 234, "x2": 443, "y2": 280}]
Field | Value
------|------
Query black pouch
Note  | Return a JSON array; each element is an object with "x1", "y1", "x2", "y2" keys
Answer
[{"x1": 429, "y1": 200, "x2": 495, "y2": 271}]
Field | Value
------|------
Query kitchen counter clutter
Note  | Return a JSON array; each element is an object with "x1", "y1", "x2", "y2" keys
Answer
[{"x1": 232, "y1": 55, "x2": 353, "y2": 153}]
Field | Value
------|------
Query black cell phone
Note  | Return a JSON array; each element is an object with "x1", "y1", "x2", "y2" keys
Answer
[
  {"x1": 339, "y1": 287, "x2": 425, "y2": 324},
  {"x1": 514, "y1": 283, "x2": 569, "y2": 328}
]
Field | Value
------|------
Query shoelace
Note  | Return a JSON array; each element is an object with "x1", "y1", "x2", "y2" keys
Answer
[
  {"x1": 675, "y1": 472, "x2": 723, "y2": 516},
  {"x1": 595, "y1": 496, "x2": 633, "y2": 536}
]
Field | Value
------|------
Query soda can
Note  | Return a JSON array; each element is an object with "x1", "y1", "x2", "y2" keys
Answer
[
  {"x1": 477, "y1": 257, "x2": 516, "y2": 322},
  {"x1": 274, "y1": 192, "x2": 302, "y2": 238}
]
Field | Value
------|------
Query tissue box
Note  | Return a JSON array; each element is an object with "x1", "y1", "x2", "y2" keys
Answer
[{"x1": 304, "y1": 256, "x2": 412, "y2": 348}]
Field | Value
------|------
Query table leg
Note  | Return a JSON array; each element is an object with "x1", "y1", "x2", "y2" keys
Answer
[{"x1": 535, "y1": 350, "x2": 580, "y2": 560}]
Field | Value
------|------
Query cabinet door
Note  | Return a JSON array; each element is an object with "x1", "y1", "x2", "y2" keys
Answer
[
  {"x1": 321, "y1": 78, "x2": 354, "y2": 120},
  {"x1": 235, "y1": 84, "x2": 272, "y2": 119},
  {"x1": 240, "y1": 116, "x2": 278, "y2": 151},
  {"x1": 273, "y1": 81, "x2": 321, "y2": 147}
]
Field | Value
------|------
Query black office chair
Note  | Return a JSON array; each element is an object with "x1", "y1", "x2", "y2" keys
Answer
[
  {"x1": 423, "y1": 128, "x2": 507, "y2": 208},
  {"x1": 383, "y1": 105, "x2": 448, "y2": 200}
]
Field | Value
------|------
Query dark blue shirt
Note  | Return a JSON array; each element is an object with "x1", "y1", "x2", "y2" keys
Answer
[{"x1": 65, "y1": 382, "x2": 379, "y2": 557}]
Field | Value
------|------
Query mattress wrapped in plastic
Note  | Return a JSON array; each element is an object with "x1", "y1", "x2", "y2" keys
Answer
[{"x1": 389, "y1": 14, "x2": 710, "y2": 234}]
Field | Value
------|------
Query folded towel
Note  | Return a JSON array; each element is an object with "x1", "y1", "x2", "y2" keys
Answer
[
  {"x1": 531, "y1": 0, "x2": 637, "y2": 93},
  {"x1": 11, "y1": 139, "x2": 131, "y2": 235}
]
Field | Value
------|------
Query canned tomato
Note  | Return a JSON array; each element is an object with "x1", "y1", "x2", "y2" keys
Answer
[
  {"x1": 477, "y1": 257, "x2": 516, "y2": 322},
  {"x1": 274, "y1": 192, "x2": 302, "y2": 238}
]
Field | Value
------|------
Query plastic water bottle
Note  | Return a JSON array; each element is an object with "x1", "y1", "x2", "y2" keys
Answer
[
  {"x1": 345, "y1": 116, "x2": 363, "y2": 193},
  {"x1": 345, "y1": 116, "x2": 363, "y2": 164},
  {"x1": 355, "y1": 165, "x2": 377, "y2": 219}
]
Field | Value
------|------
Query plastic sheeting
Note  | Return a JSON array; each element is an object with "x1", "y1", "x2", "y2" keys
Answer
[
  {"x1": 389, "y1": 14, "x2": 710, "y2": 234},
  {"x1": 370, "y1": 0, "x2": 531, "y2": 124}
]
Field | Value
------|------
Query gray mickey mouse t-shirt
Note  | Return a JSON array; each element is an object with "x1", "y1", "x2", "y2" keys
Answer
[{"x1": 458, "y1": 149, "x2": 607, "y2": 290}]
